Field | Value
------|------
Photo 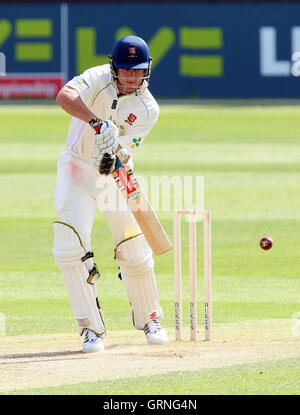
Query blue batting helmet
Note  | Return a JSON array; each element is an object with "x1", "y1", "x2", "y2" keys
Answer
[{"x1": 111, "y1": 36, "x2": 150, "y2": 69}]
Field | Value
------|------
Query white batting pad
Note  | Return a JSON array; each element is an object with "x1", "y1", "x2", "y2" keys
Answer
[
  {"x1": 115, "y1": 234, "x2": 163, "y2": 329},
  {"x1": 53, "y1": 221, "x2": 105, "y2": 336}
]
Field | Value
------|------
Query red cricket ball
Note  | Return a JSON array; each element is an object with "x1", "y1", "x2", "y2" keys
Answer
[{"x1": 260, "y1": 236, "x2": 273, "y2": 250}]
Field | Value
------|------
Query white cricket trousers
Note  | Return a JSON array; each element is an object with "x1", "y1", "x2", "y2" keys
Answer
[
  {"x1": 54, "y1": 151, "x2": 163, "y2": 331},
  {"x1": 54, "y1": 151, "x2": 141, "y2": 249}
]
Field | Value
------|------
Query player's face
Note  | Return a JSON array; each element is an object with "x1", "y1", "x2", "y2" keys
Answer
[{"x1": 117, "y1": 68, "x2": 146, "y2": 94}]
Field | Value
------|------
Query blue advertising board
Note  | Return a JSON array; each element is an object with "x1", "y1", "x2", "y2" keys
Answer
[
  {"x1": 0, "y1": 5, "x2": 62, "y2": 74},
  {"x1": 1, "y1": 3, "x2": 300, "y2": 98}
]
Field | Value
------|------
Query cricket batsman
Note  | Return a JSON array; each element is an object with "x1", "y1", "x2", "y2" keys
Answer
[{"x1": 53, "y1": 35, "x2": 168, "y2": 352}]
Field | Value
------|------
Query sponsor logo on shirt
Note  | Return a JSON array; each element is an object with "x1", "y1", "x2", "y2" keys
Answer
[
  {"x1": 125, "y1": 113, "x2": 137, "y2": 125},
  {"x1": 131, "y1": 137, "x2": 142, "y2": 149},
  {"x1": 75, "y1": 77, "x2": 89, "y2": 90},
  {"x1": 111, "y1": 99, "x2": 118, "y2": 109}
]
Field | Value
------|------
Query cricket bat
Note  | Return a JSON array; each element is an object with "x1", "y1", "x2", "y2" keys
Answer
[{"x1": 112, "y1": 160, "x2": 172, "y2": 255}]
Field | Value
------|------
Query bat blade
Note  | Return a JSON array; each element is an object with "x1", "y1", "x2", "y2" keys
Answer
[{"x1": 112, "y1": 165, "x2": 172, "y2": 255}]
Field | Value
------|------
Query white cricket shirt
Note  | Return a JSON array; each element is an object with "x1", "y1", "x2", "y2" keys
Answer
[{"x1": 65, "y1": 64, "x2": 159, "y2": 162}]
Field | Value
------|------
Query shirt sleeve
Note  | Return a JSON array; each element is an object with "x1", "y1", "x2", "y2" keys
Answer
[
  {"x1": 119, "y1": 100, "x2": 159, "y2": 156},
  {"x1": 65, "y1": 66, "x2": 102, "y2": 108}
]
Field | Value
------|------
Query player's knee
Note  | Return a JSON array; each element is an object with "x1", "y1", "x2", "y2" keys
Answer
[
  {"x1": 115, "y1": 234, "x2": 154, "y2": 277},
  {"x1": 53, "y1": 221, "x2": 87, "y2": 266}
]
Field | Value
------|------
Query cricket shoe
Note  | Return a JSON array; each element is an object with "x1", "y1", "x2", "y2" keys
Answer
[
  {"x1": 83, "y1": 329, "x2": 104, "y2": 353},
  {"x1": 144, "y1": 319, "x2": 168, "y2": 345}
]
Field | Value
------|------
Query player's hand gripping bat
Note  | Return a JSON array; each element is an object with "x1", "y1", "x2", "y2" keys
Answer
[
  {"x1": 90, "y1": 118, "x2": 172, "y2": 255},
  {"x1": 112, "y1": 158, "x2": 172, "y2": 255}
]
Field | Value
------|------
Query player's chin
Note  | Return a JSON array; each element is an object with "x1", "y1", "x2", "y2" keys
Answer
[{"x1": 124, "y1": 86, "x2": 138, "y2": 94}]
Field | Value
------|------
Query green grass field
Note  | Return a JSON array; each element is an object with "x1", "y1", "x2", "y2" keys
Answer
[{"x1": 0, "y1": 104, "x2": 299, "y2": 395}]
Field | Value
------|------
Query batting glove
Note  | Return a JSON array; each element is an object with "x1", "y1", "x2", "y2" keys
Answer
[
  {"x1": 90, "y1": 118, "x2": 120, "y2": 169},
  {"x1": 99, "y1": 147, "x2": 130, "y2": 175},
  {"x1": 93, "y1": 119, "x2": 119, "y2": 153}
]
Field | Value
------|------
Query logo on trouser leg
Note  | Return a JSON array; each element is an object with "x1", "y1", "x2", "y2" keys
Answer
[{"x1": 150, "y1": 311, "x2": 157, "y2": 320}]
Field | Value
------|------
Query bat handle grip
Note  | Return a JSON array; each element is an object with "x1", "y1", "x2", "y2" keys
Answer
[{"x1": 114, "y1": 156, "x2": 123, "y2": 171}]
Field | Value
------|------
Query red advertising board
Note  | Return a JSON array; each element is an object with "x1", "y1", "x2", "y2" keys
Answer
[{"x1": 0, "y1": 76, "x2": 64, "y2": 98}]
